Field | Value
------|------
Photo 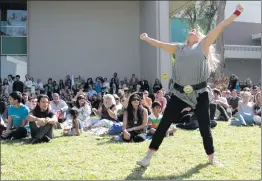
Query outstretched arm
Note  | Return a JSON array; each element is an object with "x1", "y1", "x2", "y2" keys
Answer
[
  {"x1": 201, "y1": 4, "x2": 244, "y2": 53},
  {"x1": 140, "y1": 33, "x2": 178, "y2": 54}
]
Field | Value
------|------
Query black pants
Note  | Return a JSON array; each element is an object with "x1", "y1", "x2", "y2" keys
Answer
[
  {"x1": 1, "y1": 127, "x2": 27, "y2": 140},
  {"x1": 0, "y1": 125, "x2": 6, "y2": 135},
  {"x1": 149, "y1": 92, "x2": 214, "y2": 155},
  {"x1": 122, "y1": 131, "x2": 146, "y2": 143},
  {"x1": 29, "y1": 122, "x2": 54, "y2": 140},
  {"x1": 58, "y1": 118, "x2": 65, "y2": 123}
]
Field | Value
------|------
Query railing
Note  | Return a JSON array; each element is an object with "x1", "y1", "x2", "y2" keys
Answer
[
  {"x1": 224, "y1": 44, "x2": 261, "y2": 59},
  {"x1": 224, "y1": 44, "x2": 261, "y2": 52},
  {"x1": 172, "y1": 42, "x2": 261, "y2": 53}
]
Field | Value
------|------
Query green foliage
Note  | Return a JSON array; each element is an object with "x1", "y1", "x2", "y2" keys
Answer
[
  {"x1": 179, "y1": 1, "x2": 217, "y2": 34},
  {"x1": 172, "y1": 54, "x2": 176, "y2": 64}
]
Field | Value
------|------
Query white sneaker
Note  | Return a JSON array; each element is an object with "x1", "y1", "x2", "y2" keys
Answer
[
  {"x1": 136, "y1": 150, "x2": 154, "y2": 167},
  {"x1": 208, "y1": 154, "x2": 224, "y2": 166}
]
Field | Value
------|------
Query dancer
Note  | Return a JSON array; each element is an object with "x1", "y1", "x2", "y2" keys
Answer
[{"x1": 137, "y1": 4, "x2": 244, "y2": 167}]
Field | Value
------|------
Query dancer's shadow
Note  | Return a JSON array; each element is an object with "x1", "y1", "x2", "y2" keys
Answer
[
  {"x1": 125, "y1": 162, "x2": 210, "y2": 180},
  {"x1": 96, "y1": 139, "x2": 116, "y2": 145},
  {"x1": 125, "y1": 167, "x2": 147, "y2": 180},
  {"x1": 1, "y1": 138, "x2": 31, "y2": 145}
]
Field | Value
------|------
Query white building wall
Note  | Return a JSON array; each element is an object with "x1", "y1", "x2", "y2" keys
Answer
[{"x1": 28, "y1": 1, "x2": 140, "y2": 82}]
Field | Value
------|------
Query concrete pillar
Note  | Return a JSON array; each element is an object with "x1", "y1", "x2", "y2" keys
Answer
[{"x1": 157, "y1": 1, "x2": 172, "y2": 90}]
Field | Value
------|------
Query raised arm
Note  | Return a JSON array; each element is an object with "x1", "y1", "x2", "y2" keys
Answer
[
  {"x1": 201, "y1": 4, "x2": 244, "y2": 53},
  {"x1": 140, "y1": 33, "x2": 178, "y2": 54}
]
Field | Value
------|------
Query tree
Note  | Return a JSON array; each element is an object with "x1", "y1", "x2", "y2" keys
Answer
[
  {"x1": 177, "y1": 1, "x2": 217, "y2": 32},
  {"x1": 214, "y1": 1, "x2": 226, "y2": 78},
  {"x1": 198, "y1": 1, "x2": 217, "y2": 33},
  {"x1": 178, "y1": 2, "x2": 197, "y2": 29}
]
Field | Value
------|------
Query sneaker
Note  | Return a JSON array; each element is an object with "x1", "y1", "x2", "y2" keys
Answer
[
  {"x1": 208, "y1": 154, "x2": 224, "y2": 166},
  {"x1": 136, "y1": 150, "x2": 154, "y2": 167},
  {"x1": 41, "y1": 135, "x2": 51, "y2": 143},
  {"x1": 114, "y1": 135, "x2": 121, "y2": 142},
  {"x1": 10, "y1": 137, "x2": 16, "y2": 140}
]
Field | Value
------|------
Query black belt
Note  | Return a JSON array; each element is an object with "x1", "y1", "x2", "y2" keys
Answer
[{"x1": 173, "y1": 82, "x2": 207, "y2": 94}]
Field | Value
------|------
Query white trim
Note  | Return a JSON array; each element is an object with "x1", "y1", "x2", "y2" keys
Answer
[
  {"x1": 1, "y1": 36, "x2": 27, "y2": 38},
  {"x1": 1, "y1": 54, "x2": 27, "y2": 56},
  {"x1": 156, "y1": 1, "x2": 160, "y2": 81},
  {"x1": 1, "y1": 26, "x2": 26, "y2": 27},
  {"x1": 224, "y1": 44, "x2": 261, "y2": 51},
  {"x1": 0, "y1": 36, "x2": 2, "y2": 55},
  {"x1": 27, "y1": 1, "x2": 30, "y2": 75}
]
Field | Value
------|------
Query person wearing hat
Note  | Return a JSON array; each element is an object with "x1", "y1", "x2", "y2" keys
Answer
[{"x1": 212, "y1": 88, "x2": 231, "y2": 121}]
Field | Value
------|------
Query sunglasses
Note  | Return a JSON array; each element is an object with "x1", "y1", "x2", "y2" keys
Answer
[{"x1": 132, "y1": 98, "x2": 140, "y2": 102}]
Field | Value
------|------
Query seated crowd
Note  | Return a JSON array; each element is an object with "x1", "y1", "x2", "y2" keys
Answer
[{"x1": 0, "y1": 73, "x2": 260, "y2": 144}]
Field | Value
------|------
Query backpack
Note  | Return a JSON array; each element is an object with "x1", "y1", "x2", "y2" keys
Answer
[{"x1": 109, "y1": 122, "x2": 123, "y2": 135}]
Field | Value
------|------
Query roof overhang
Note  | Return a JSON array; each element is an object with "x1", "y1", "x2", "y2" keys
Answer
[{"x1": 169, "y1": 1, "x2": 195, "y2": 17}]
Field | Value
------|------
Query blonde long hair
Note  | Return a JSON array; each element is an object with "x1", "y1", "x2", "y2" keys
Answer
[
  {"x1": 188, "y1": 25, "x2": 220, "y2": 72},
  {"x1": 103, "y1": 94, "x2": 116, "y2": 109}
]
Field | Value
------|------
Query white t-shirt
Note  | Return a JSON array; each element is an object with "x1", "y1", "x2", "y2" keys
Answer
[
  {"x1": 36, "y1": 82, "x2": 44, "y2": 90},
  {"x1": 24, "y1": 80, "x2": 33, "y2": 88},
  {"x1": 0, "y1": 115, "x2": 6, "y2": 126},
  {"x1": 102, "y1": 82, "x2": 110, "y2": 92}
]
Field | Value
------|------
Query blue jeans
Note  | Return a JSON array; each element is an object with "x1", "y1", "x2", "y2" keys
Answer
[{"x1": 232, "y1": 112, "x2": 254, "y2": 126}]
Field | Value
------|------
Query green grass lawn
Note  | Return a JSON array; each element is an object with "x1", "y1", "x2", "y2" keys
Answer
[{"x1": 1, "y1": 122, "x2": 261, "y2": 180}]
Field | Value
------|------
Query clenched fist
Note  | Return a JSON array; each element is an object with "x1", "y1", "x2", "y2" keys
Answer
[
  {"x1": 236, "y1": 4, "x2": 244, "y2": 13},
  {"x1": 140, "y1": 33, "x2": 149, "y2": 41}
]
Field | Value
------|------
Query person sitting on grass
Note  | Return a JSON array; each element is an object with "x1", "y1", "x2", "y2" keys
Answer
[
  {"x1": 50, "y1": 93, "x2": 69, "y2": 129},
  {"x1": 253, "y1": 91, "x2": 261, "y2": 125},
  {"x1": 63, "y1": 109, "x2": 82, "y2": 136},
  {"x1": 27, "y1": 97, "x2": 37, "y2": 111},
  {"x1": 148, "y1": 101, "x2": 177, "y2": 136},
  {"x1": 72, "y1": 95, "x2": 91, "y2": 131},
  {"x1": 176, "y1": 106, "x2": 217, "y2": 130},
  {"x1": 231, "y1": 91, "x2": 255, "y2": 126},
  {"x1": 88, "y1": 94, "x2": 118, "y2": 129},
  {"x1": 211, "y1": 88, "x2": 231, "y2": 121},
  {"x1": 27, "y1": 94, "x2": 57, "y2": 144},
  {"x1": 121, "y1": 93, "x2": 148, "y2": 142},
  {"x1": 1, "y1": 91, "x2": 30, "y2": 140}
]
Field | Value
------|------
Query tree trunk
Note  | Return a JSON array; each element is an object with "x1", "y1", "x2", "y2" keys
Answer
[{"x1": 215, "y1": 1, "x2": 226, "y2": 78}]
